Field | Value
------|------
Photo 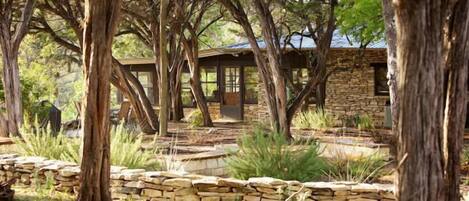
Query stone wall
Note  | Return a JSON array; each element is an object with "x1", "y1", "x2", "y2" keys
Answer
[
  {"x1": 324, "y1": 49, "x2": 389, "y2": 127},
  {"x1": 0, "y1": 154, "x2": 395, "y2": 201}
]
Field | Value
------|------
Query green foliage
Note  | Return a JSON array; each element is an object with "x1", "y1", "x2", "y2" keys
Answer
[
  {"x1": 354, "y1": 114, "x2": 375, "y2": 130},
  {"x1": 293, "y1": 109, "x2": 335, "y2": 129},
  {"x1": 336, "y1": 0, "x2": 385, "y2": 44},
  {"x1": 13, "y1": 118, "x2": 80, "y2": 163},
  {"x1": 462, "y1": 146, "x2": 469, "y2": 165},
  {"x1": 110, "y1": 123, "x2": 159, "y2": 170},
  {"x1": 325, "y1": 150, "x2": 388, "y2": 183},
  {"x1": 187, "y1": 109, "x2": 204, "y2": 128},
  {"x1": 60, "y1": 78, "x2": 83, "y2": 122},
  {"x1": 226, "y1": 127, "x2": 327, "y2": 182},
  {"x1": 112, "y1": 34, "x2": 153, "y2": 58},
  {"x1": 14, "y1": 120, "x2": 159, "y2": 170}
]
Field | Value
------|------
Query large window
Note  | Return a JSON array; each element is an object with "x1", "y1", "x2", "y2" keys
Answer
[
  {"x1": 373, "y1": 63, "x2": 389, "y2": 96},
  {"x1": 201, "y1": 67, "x2": 218, "y2": 101},
  {"x1": 244, "y1": 67, "x2": 258, "y2": 104},
  {"x1": 132, "y1": 71, "x2": 154, "y2": 104}
]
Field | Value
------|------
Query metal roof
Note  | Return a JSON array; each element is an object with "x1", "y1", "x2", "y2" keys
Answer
[
  {"x1": 226, "y1": 30, "x2": 386, "y2": 49},
  {"x1": 118, "y1": 31, "x2": 386, "y2": 65}
]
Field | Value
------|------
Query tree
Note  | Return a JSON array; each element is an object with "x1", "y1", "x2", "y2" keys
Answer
[
  {"x1": 220, "y1": 0, "x2": 336, "y2": 138},
  {"x1": 0, "y1": 0, "x2": 36, "y2": 136},
  {"x1": 175, "y1": 0, "x2": 219, "y2": 127},
  {"x1": 33, "y1": 0, "x2": 159, "y2": 133},
  {"x1": 78, "y1": 0, "x2": 121, "y2": 200},
  {"x1": 393, "y1": 0, "x2": 469, "y2": 200},
  {"x1": 125, "y1": 0, "x2": 219, "y2": 127},
  {"x1": 158, "y1": 0, "x2": 169, "y2": 135}
]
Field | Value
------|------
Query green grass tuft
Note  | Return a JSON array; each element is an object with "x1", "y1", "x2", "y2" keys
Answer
[{"x1": 226, "y1": 127, "x2": 327, "y2": 182}]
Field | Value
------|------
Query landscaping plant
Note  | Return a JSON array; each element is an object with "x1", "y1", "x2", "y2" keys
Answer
[
  {"x1": 226, "y1": 127, "x2": 327, "y2": 182},
  {"x1": 14, "y1": 120, "x2": 159, "y2": 170},
  {"x1": 324, "y1": 149, "x2": 389, "y2": 183},
  {"x1": 187, "y1": 109, "x2": 204, "y2": 128},
  {"x1": 13, "y1": 119, "x2": 80, "y2": 162},
  {"x1": 292, "y1": 109, "x2": 334, "y2": 129},
  {"x1": 354, "y1": 114, "x2": 375, "y2": 130}
]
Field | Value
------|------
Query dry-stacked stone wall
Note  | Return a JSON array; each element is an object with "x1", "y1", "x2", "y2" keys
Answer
[{"x1": 0, "y1": 154, "x2": 395, "y2": 201}]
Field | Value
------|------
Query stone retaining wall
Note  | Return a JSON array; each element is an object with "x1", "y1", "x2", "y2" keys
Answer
[{"x1": 0, "y1": 154, "x2": 395, "y2": 201}]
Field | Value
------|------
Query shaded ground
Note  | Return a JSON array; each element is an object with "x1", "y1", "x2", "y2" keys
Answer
[{"x1": 13, "y1": 186, "x2": 75, "y2": 201}]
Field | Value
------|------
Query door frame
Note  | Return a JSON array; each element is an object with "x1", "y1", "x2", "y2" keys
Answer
[{"x1": 219, "y1": 65, "x2": 244, "y2": 120}]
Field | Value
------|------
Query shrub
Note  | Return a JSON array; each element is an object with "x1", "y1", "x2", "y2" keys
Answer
[
  {"x1": 226, "y1": 127, "x2": 327, "y2": 182},
  {"x1": 15, "y1": 120, "x2": 159, "y2": 170},
  {"x1": 187, "y1": 109, "x2": 204, "y2": 128},
  {"x1": 324, "y1": 149, "x2": 388, "y2": 183},
  {"x1": 293, "y1": 109, "x2": 334, "y2": 129},
  {"x1": 354, "y1": 114, "x2": 375, "y2": 130},
  {"x1": 110, "y1": 123, "x2": 159, "y2": 170},
  {"x1": 14, "y1": 119, "x2": 80, "y2": 162}
]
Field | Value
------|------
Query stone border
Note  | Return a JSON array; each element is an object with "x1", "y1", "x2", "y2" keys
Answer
[{"x1": 0, "y1": 154, "x2": 395, "y2": 201}]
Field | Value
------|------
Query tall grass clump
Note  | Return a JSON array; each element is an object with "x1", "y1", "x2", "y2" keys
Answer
[
  {"x1": 324, "y1": 149, "x2": 389, "y2": 183},
  {"x1": 14, "y1": 118, "x2": 80, "y2": 162},
  {"x1": 226, "y1": 127, "x2": 327, "y2": 182},
  {"x1": 354, "y1": 114, "x2": 375, "y2": 130},
  {"x1": 110, "y1": 123, "x2": 159, "y2": 170},
  {"x1": 293, "y1": 109, "x2": 334, "y2": 129},
  {"x1": 15, "y1": 120, "x2": 159, "y2": 170},
  {"x1": 186, "y1": 109, "x2": 204, "y2": 128}
]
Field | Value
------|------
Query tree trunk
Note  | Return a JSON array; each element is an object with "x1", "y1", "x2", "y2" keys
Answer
[
  {"x1": 442, "y1": 1, "x2": 469, "y2": 200},
  {"x1": 169, "y1": 65, "x2": 184, "y2": 121},
  {"x1": 110, "y1": 60, "x2": 159, "y2": 133},
  {"x1": 394, "y1": 1, "x2": 446, "y2": 200},
  {"x1": 181, "y1": 35, "x2": 213, "y2": 127},
  {"x1": 0, "y1": 0, "x2": 36, "y2": 137},
  {"x1": 1, "y1": 52, "x2": 22, "y2": 136},
  {"x1": 78, "y1": 0, "x2": 120, "y2": 200},
  {"x1": 158, "y1": 0, "x2": 169, "y2": 135},
  {"x1": 381, "y1": 0, "x2": 398, "y2": 160}
]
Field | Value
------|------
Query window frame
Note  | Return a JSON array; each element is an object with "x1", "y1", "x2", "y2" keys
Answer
[
  {"x1": 373, "y1": 63, "x2": 390, "y2": 96},
  {"x1": 243, "y1": 66, "x2": 259, "y2": 104}
]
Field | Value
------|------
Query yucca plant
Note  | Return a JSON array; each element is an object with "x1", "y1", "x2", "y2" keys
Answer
[
  {"x1": 14, "y1": 118, "x2": 80, "y2": 162},
  {"x1": 293, "y1": 109, "x2": 335, "y2": 129},
  {"x1": 354, "y1": 114, "x2": 375, "y2": 130},
  {"x1": 15, "y1": 119, "x2": 159, "y2": 170},
  {"x1": 226, "y1": 127, "x2": 327, "y2": 182},
  {"x1": 324, "y1": 149, "x2": 389, "y2": 183},
  {"x1": 110, "y1": 123, "x2": 159, "y2": 170}
]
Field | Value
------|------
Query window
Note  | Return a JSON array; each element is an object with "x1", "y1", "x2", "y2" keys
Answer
[
  {"x1": 244, "y1": 67, "x2": 258, "y2": 104},
  {"x1": 291, "y1": 68, "x2": 316, "y2": 104},
  {"x1": 201, "y1": 67, "x2": 218, "y2": 101},
  {"x1": 131, "y1": 71, "x2": 154, "y2": 104},
  {"x1": 373, "y1": 63, "x2": 389, "y2": 96},
  {"x1": 181, "y1": 73, "x2": 194, "y2": 107}
]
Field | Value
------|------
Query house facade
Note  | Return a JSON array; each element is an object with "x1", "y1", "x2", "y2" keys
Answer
[{"x1": 118, "y1": 33, "x2": 391, "y2": 127}]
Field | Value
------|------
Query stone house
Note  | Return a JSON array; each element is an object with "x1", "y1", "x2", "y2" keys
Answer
[{"x1": 118, "y1": 32, "x2": 391, "y2": 127}]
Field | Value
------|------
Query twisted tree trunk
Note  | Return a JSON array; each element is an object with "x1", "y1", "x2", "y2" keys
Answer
[
  {"x1": 78, "y1": 0, "x2": 120, "y2": 200},
  {"x1": 0, "y1": 0, "x2": 36, "y2": 136}
]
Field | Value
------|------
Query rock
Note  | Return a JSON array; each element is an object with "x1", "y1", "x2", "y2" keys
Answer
[
  {"x1": 142, "y1": 189, "x2": 163, "y2": 197},
  {"x1": 163, "y1": 178, "x2": 192, "y2": 188},
  {"x1": 59, "y1": 166, "x2": 80, "y2": 177},
  {"x1": 124, "y1": 181, "x2": 146, "y2": 188},
  {"x1": 248, "y1": 177, "x2": 287, "y2": 188},
  {"x1": 218, "y1": 178, "x2": 247, "y2": 188}
]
